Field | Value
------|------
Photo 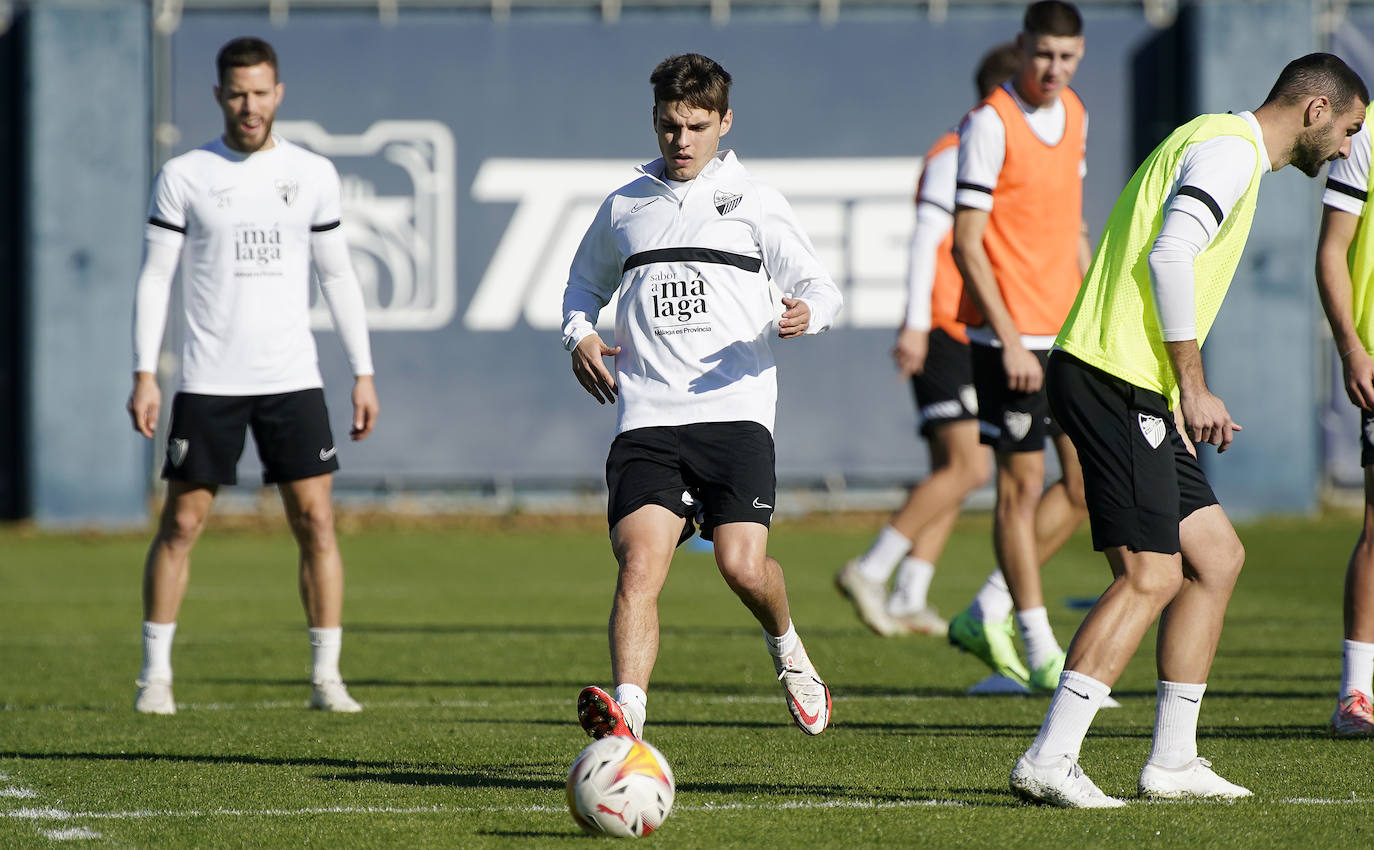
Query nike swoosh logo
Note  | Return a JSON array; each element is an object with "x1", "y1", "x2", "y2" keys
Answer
[
  {"x1": 1065, "y1": 687, "x2": 1090, "y2": 700},
  {"x1": 753, "y1": 498, "x2": 773, "y2": 510},
  {"x1": 787, "y1": 688, "x2": 823, "y2": 727},
  {"x1": 1179, "y1": 696, "x2": 1200, "y2": 703},
  {"x1": 631, "y1": 197, "x2": 660, "y2": 213},
  {"x1": 319, "y1": 447, "x2": 337, "y2": 461}
]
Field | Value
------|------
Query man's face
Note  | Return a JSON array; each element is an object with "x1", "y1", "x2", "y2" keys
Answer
[
  {"x1": 1016, "y1": 33, "x2": 1084, "y2": 108},
  {"x1": 653, "y1": 100, "x2": 732, "y2": 181},
  {"x1": 1291, "y1": 102, "x2": 1366, "y2": 178},
  {"x1": 215, "y1": 63, "x2": 283, "y2": 153}
]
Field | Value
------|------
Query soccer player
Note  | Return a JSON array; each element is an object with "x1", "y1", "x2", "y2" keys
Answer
[
  {"x1": 1010, "y1": 53, "x2": 1366, "y2": 806},
  {"x1": 126, "y1": 37, "x2": 379, "y2": 715},
  {"x1": 942, "y1": 0, "x2": 1091, "y2": 693},
  {"x1": 563, "y1": 54, "x2": 843, "y2": 740},
  {"x1": 835, "y1": 43, "x2": 1021, "y2": 638},
  {"x1": 1315, "y1": 108, "x2": 1374, "y2": 736}
]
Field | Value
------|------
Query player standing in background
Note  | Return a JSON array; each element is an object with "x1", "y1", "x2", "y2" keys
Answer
[
  {"x1": 1011, "y1": 53, "x2": 1366, "y2": 806},
  {"x1": 835, "y1": 43, "x2": 1020, "y2": 638},
  {"x1": 1315, "y1": 104, "x2": 1374, "y2": 737},
  {"x1": 943, "y1": 0, "x2": 1092, "y2": 693},
  {"x1": 126, "y1": 37, "x2": 379, "y2": 714},
  {"x1": 563, "y1": 53, "x2": 842, "y2": 740}
]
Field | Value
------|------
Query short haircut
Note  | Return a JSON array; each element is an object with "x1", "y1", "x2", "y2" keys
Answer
[
  {"x1": 216, "y1": 37, "x2": 278, "y2": 86},
  {"x1": 976, "y1": 42, "x2": 1023, "y2": 99},
  {"x1": 650, "y1": 54, "x2": 731, "y2": 116},
  {"x1": 1023, "y1": 1, "x2": 1083, "y2": 38},
  {"x1": 1263, "y1": 52, "x2": 1369, "y2": 115}
]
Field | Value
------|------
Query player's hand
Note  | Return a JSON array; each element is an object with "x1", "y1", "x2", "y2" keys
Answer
[
  {"x1": 1343, "y1": 348, "x2": 1374, "y2": 412},
  {"x1": 778, "y1": 297, "x2": 811, "y2": 338},
  {"x1": 572, "y1": 333, "x2": 621, "y2": 404},
  {"x1": 1002, "y1": 344, "x2": 1043, "y2": 394},
  {"x1": 127, "y1": 372, "x2": 161, "y2": 439},
  {"x1": 1179, "y1": 387, "x2": 1242, "y2": 453},
  {"x1": 893, "y1": 327, "x2": 930, "y2": 378},
  {"x1": 350, "y1": 375, "x2": 379, "y2": 440}
]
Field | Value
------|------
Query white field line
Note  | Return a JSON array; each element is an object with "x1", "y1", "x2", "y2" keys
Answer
[
  {"x1": 0, "y1": 787, "x2": 37, "y2": 798},
  {"x1": 40, "y1": 827, "x2": 101, "y2": 840}
]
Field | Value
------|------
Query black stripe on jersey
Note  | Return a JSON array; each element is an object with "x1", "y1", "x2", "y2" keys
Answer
[
  {"x1": 956, "y1": 181, "x2": 993, "y2": 195},
  {"x1": 918, "y1": 198, "x2": 955, "y2": 216},
  {"x1": 622, "y1": 247, "x2": 763, "y2": 274},
  {"x1": 1176, "y1": 186, "x2": 1223, "y2": 226},
  {"x1": 311, "y1": 220, "x2": 342, "y2": 233},
  {"x1": 148, "y1": 217, "x2": 186, "y2": 234},
  {"x1": 1326, "y1": 178, "x2": 1369, "y2": 203}
]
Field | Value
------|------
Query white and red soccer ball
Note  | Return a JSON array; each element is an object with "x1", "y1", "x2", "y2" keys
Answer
[{"x1": 566, "y1": 736, "x2": 675, "y2": 838}]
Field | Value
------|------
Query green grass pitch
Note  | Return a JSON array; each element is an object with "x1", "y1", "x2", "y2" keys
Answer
[{"x1": 1, "y1": 513, "x2": 1372, "y2": 847}]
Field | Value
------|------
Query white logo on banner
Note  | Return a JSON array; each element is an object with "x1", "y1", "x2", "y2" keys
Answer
[
  {"x1": 465, "y1": 157, "x2": 921, "y2": 331},
  {"x1": 1138, "y1": 412, "x2": 1166, "y2": 449},
  {"x1": 277, "y1": 121, "x2": 457, "y2": 331}
]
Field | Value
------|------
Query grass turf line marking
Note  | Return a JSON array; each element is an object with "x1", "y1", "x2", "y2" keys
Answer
[
  {"x1": 40, "y1": 827, "x2": 102, "y2": 840},
  {"x1": 0, "y1": 787, "x2": 38, "y2": 798}
]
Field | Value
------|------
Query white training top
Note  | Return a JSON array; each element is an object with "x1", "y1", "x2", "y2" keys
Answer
[
  {"x1": 133, "y1": 135, "x2": 373, "y2": 396},
  {"x1": 954, "y1": 81, "x2": 1089, "y2": 212},
  {"x1": 1147, "y1": 111, "x2": 1270, "y2": 341},
  {"x1": 906, "y1": 141, "x2": 957, "y2": 331},
  {"x1": 562, "y1": 149, "x2": 844, "y2": 435},
  {"x1": 1325, "y1": 121, "x2": 1372, "y2": 217}
]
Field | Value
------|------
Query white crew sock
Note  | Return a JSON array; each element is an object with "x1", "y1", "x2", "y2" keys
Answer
[
  {"x1": 1016, "y1": 606, "x2": 1063, "y2": 671},
  {"x1": 968, "y1": 570, "x2": 1013, "y2": 623},
  {"x1": 1147, "y1": 680, "x2": 1207, "y2": 768},
  {"x1": 308, "y1": 626, "x2": 343, "y2": 683},
  {"x1": 614, "y1": 683, "x2": 648, "y2": 734},
  {"x1": 888, "y1": 557, "x2": 936, "y2": 615},
  {"x1": 1341, "y1": 639, "x2": 1374, "y2": 701},
  {"x1": 1027, "y1": 670, "x2": 1112, "y2": 762},
  {"x1": 856, "y1": 525, "x2": 912, "y2": 584},
  {"x1": 140, "y1": 621, "x2": 176, "y2": 682},
  {"x1": 764, "y1": 620, "x2": 800, "y2": 658}
]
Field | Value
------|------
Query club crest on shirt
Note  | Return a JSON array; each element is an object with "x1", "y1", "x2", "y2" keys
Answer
[
  {"x1": 713, "y1": 189, "x2": 742, "y2": 216},
  {"x1": 167, "y1": 438, "x2": 189, "y2": 468},
  {"x1": 1004, "y1": 411, "x2": 1032, "y2": 442},
  {"x1": 275, "y1": 178, "x2": 298, "y2": 207},
  {"x1": 1138, "y1": 413, "x2": 1166, "y2": 449}
]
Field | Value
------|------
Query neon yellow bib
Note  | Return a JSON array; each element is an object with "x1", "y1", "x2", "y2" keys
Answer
[
  {"x1": 1344, "y1": 104, "x2": 1374, "y2": 348},
  {"x1": 1056, "y1": 113, "x2": 1262, "y2": 403}
]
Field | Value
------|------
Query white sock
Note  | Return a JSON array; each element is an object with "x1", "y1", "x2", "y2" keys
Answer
[
  {"x1": 1147, "y1": 680, "x2": 1206, "y2": 768},
  {"x1": 969, "y1": 570, "x2": 1013, "y2": 623},
  {"x1": 308, "y1": 626, "x2": 343, "y2": 683},
  {"x1": 888, "y1": 557, "x2": 935, "y2": 615},
  {"x1": 140, "y1": 621, "x2": 176, "y2": 682},
  {"x1": 1016, "y1": 607, "x2": 1062, "y2": 670},
  {"x1": 764, "y1": 620, "x2": 800, "y2": 658},
  {"x1": 1027, "y1": 670, "x2": 1111, "y2": 762},
  {"x1": 1341, "y1": 639, "x2": 1374, "y2": 701},
  {"x1": 856, "y1": 525, "x2": 912, "y2": 584},
  {"x1": 614, "y1": 683, "x2": 648, "y2": 733}
]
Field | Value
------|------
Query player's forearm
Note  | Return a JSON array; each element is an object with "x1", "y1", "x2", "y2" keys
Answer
[
  {"x1": 1163, "y1": 339, "x2": 1208, "y2": 398},
  {"x1": 952, "y1": 237, "x2": 1019, "y2": 348}
]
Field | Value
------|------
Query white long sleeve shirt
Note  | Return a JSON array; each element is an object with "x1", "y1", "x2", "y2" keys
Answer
[
  {"x1": 132, "y1": 136, "x2": 373, "y2": 395},
  {"x1": 562, "y1": 150, "x2": 843, "y2": 434}
]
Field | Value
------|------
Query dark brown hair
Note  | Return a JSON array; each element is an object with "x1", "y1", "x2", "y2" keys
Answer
[
  {"x1": 976, "y1": 42, "x2": 1023, "y2": 99},
  {"x1": 216, "y1": 37, "x2": 278, "y2": 87},
  {"x1": 1263, "y1": 52, "x2": 1369, "y2": 115},
  {"x1": 1023, "y1": 1, "x2": 1082, "y2": 38},
  {"x1": 650, "y1": 54, "x2": 731, "y2": 116}
]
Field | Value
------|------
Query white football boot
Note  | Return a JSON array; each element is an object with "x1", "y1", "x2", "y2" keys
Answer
[
  {"x1": 773, "y1": 640, "x2": 831, "y2": 735},
  {"x1": 1010, "y1": 752, "x2": 1126, "y2": 808},
  {"x1": 1138, "y1": 758, "x2": 1252, "y2": 801},
  {"x1": 834, "y1": 560, "x2": 904, "y2": 636},
  {"x1": 310, "y1": 679, "x2": 363, "y2": 713},
  {"x1": 134, "y1": 678, "x2": 176, "y2": 715}
]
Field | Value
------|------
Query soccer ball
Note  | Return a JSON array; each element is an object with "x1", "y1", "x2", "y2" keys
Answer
[{"x1": 566, "y1": 736, "x2": 675, "y2": 838}]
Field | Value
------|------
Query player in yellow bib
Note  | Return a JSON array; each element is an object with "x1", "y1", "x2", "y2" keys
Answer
[{"x1": 1007, "y1": 54, "x2": 1367, "y2": 807}]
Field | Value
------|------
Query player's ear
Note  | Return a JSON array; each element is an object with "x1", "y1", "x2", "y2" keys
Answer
[
  {"x1": 1307, "y1": 95, "x2": 1330, "y2": 126},
  {"x1": 719, "y1": 109, "x2": 733, "y2": 137},
  {"x1": 276, "y1": 82, "x2": 285, "y2": 105}
]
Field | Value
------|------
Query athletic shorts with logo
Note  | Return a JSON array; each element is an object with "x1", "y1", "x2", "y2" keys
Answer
[
  {"x1": 971, "y1": 344, "x2": 1061, "y2": 452},
  {"x1": 162, "y1": 388, "x2": 340, "y2": 485},
  {"x1": 910, "y1": 327, "x2": 978, "y2": 438},
  {"x1": 606, "y1": 421, "x2": 776, "y2": 546},
  {"x1": 1046, "y1": 351, "x2": 1218, "y2": 554}
]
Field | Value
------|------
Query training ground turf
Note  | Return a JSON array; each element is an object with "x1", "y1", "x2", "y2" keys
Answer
[{"x1": 1, "y1": 513, "x2": 1371, "y2": 847}]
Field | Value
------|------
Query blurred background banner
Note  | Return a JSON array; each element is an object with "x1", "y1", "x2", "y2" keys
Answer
[{"x1": 5, "y1": 0, "x2": 1363, "y2": 525}]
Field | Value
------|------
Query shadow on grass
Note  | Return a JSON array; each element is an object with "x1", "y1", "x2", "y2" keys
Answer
[
  {"x1": 0, "y1": 750, "x2": 434, "y2": 771},
  {"x1": 346, "y1": 622, "x2": 867, "y2": 640}
]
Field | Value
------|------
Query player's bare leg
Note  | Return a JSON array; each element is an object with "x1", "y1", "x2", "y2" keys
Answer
[
  {"x1": 1031, "y1": 433, "x2": 1089, "y2": 563},
  {"x1": 1334, "y1": 467, "x2": 1374, "y2": 734},
  {"x1": 995, "y1": 450, "x2": 1047, "y2": 611},
  {"x1": 280, "y1": 473, "x2": 360, "y2": 712},
  {"x1": 715, "y1": 521, "x2": 830, "y2": 734},
  {"x1": 1155, "y1": 504, "x2": 1244, "y2": 685}
]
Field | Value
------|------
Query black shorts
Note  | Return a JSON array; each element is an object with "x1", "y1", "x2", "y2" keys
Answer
[
  {"x1": 606, "y1": 421, "x2": 776, "y2": 546},
  {"x1": 162, "y1": 389, "x2": 340, "y2": 486},
  {"x1": 1361, "y1": 411, "x2": 1374, "y2": 468},
  {"x1": 971, "y1": 344, "x2": 1060, "y2": 453},
  {"x1": 910, "y1": 328, "x2": 978, "y2": 438},
  {"x1": 1046, "y1": 351, "x2": 1218, "y2": 554}
]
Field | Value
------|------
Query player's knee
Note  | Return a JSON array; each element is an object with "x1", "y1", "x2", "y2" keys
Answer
[
  {"x1": 716, "y1": 552, "x2": 768, "y2": 593},
  {"x1": 288, "y1": 502, "x2": 336, "y2": 550},
  {"x1": 948, "y1": 448, "x2": 991, "y2": 493},
  {"x1": 1120, "y1": 562, "x2": 1184, "y2": 605},
  {"x1": 158, "y1": 505, "x2": 208, "y2": 551}
]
